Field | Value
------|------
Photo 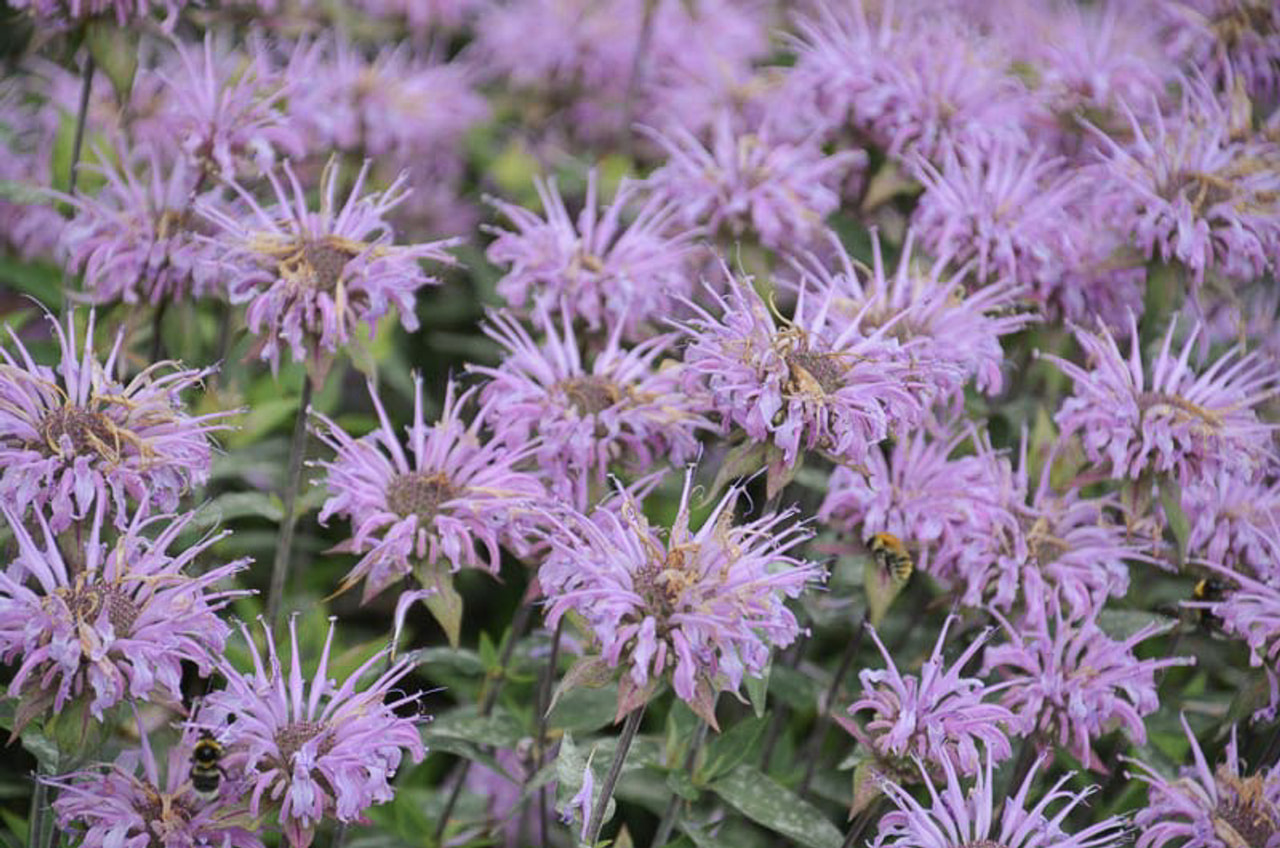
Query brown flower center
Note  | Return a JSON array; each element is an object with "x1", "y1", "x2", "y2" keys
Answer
[
  {"x1": 57, "y1": 583, "x2": 141, "y2": 636},
  {"x1": 41, "y1": 406, "x2": 119, "y2": 459},
  {"x1": 1215, "y1": 772, "x2": 1280, "y2": 848},
  {"x1": 275, "y1": 720, "x2": 332, "y2": 765},
  {"x1": 786, "y1": 350, "x2": 846, "y2": 395},
  {"x1": 1164, "y1": 171, "x2": 1235, "y2": 212},
  {"x1": 386, "y1": 472, "x2": 457, "y2": 526},
  {"x1": 560, "y1": 376, "x2": 621, "y2": 416},
  {"x1": 303, "y1": 240, "x2": 357, "y2": 291}
]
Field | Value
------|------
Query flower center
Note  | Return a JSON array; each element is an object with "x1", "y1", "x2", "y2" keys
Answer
[
  {"x1": 1024, "y1": 515, "x2": 1069, "y2": 568},
  {"x1": 303, "y1": 239, "x2": 357, "y2": 290},
  {"x1": 1164, "y1": 171, "x2": 1235, "y2": 212},
  {"x1": 41, "y1": 406, "x2": 119, "y2": 459},
  {"x1": 1137, "y1": 391, "x2": 1224, "y2": 429},
  {"x1": 785, "y1": 350, "x2": 846, "y2": 395},
  {"x1": 560, "y1": 376, "x2": 621, "y2": 416},
  {"x1": 57, "y1": 583, "x2": 141, "y2": 636},
  {"x1": 275, "y1": 720, "x2": 332, "y2": 764},
  {"x1": 386, "y1": 472, "x2": 457, "y2": 525},
  {"x1": 1215, "y1": 773, "x2": 1279, "y2": 847}
]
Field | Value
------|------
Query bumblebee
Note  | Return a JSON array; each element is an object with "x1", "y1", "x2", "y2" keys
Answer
[
  {"x1": 1191, "y1": 577, "x2": 1227, "y2": 630},
  {"x1": 869, "y1": 532, "x2": 913, "y2": 584},
  {"x1": 190, "y1": 730, "x2": 226, "y2": 800}
]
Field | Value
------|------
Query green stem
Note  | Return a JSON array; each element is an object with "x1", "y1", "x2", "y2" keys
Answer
[
  {"x1": 537, "y1": 616, "x2": 566, "y2": 845},
  {"x1": 266, "y1": 374, "x2": 313, "y2": 629},
  {"x1": 840, "y1": 797, "x2": 884, "y2": 848},
  {"x1": 585, "y1": 704, "x2": 646, "y2": 847},
  {"x1": 649, "y1": 719, "x2": 709, "y2": 848},
  {"x1": 759, "y1": 634, "x2": 807, "y2": 772},
  {"x1": 798, "y1": 615, "x2": 866, "y2": 796},
  {"x1": 67, "y1": 54, "x2": 94, "y2": 199}
]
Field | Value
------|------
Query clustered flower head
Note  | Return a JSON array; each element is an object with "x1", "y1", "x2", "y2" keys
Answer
[
  {"x1": 0, "y1": 310, "x2": 231, "y2": 532},
  {"x1": 485, "y1": 171, "x2": 698, "y2": 338},
  {"x1": 871, "y1": 746, "x2": 1130, "y2": 848},
  {"x1": 0, "y1": 501, "x2": 246, "y2": 728},
  {"x1": 312, "y1": 376, "x2": 547, "y2": 603},
  {"x1": 984, "y1": 594, "x2": 1195, "y2": 770},
  {"x1": 1130, "y1": 714, "x2": 1280, "y2": 848},
  {"x1": 9, "y1": 0, "x2": 186, "y2": 26},
  {"x1": 539, "y1": 468, "x2": 823, "y2": 726},
  {"x1": 849, "y1": 616, "x2": 1014, "y2": 776},
  {"x1": 201, "y1": 159, "x2": 458, "y2": 378},
  {"x1": 471, "y1": 305, "x2": 706, "y2": 509},
  {"x1": 1049, "y1": 312, "x2": 1280, "y2": 487},
  {"x1": 678, "y1": 262, "x2": 934, "y2": 469},
  {"x1": 50, "y1": 718, "x2": 262, "y2": 848},
  {"x1": 203, "y1": 617, "x2": 426, "y2": 848}
]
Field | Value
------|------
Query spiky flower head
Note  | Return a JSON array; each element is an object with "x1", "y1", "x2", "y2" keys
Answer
[
  {"x1": 1130, "y1": 713, "x2": 1280, "y2": 848},
  {"x1": 1089, "y1": 77, "x2": 1280, "y2": 286},
  {"x1": 819, "y1": 420, "x2": 1017, "y2": 586},
  {"x1": 485, "y1": 171, "x2": 698, "y2": 339},
  {"x1": 312, "y1": 376, "x2": 547, "y2": 603},
  {"x1": 1047, "y1": 313, "x2": 1280, "y2": 488},
  {"x1": 1161, "y1": 1, "x2": 1280, "y2": 99},
  {"x1": 0, "y1": 502, "x2": 246, "y2": 731},
  {"x1": 59, "y1": 143, "x2": 219, "y2": 305},
  {"x1": 471, "y1": 306, "x2": 707, "y2": 509},
  {"x1": 50, "y1": 717, "x2": 262, "y2": 848},
  {"x1": 871, "y1": 746, "x2": 1130, "y2": 848},
  {"x1": 1190, "y1": 560, "x2": 1280, "y2": 722},
  {"x1": 1183, "y1": 469, "x2": 1280, "y2": 578},
  {"x1": 203, "y1": 617, "x2": 425, "y2": 848},
  {"x1": 539, "y1": 468, "x2": 822, "y2": 726},
  {"x1": 678, "y1": 262, "x2": 933, "y2": 469},
  {"x1": 983, "y1": 595, "x2": 1194, "y2": 769},
  {"x1": 643, "y1": 116, "x2": 863, "y2": 251},
  {"x1": 0, "y1": 310, "x2": 231, "y2": 532},
  {"x1": 201, "y1": 159, "x2": 457, "y2": 379},
  {"x1": 8, "y1": 0, "x2": 185, "y2": 25},
  {"x1": 850, "y1": 616, "x2": 1014, "y2": 776}
]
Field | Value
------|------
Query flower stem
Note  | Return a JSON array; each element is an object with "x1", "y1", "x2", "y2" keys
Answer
[
  {"x1": 840, "y1": 797, "x2": 884, "y2": 848},
  {"x1": 266, "y1": 374, "x2": 313, "y2": 629},
  {"x1": 67, "y1": 53, "x2": 95, "y2": 199},
  {"x1": 621, "y1": 0, "x2": 658, "y2": 157},
  {"x1": 586, "y1": 704, "x2": 647, "y2": 847},
  {"x1": 150, "y1": 300, "x2": 169, "y2": 363},
  {"x1": 537, "y1": 616, "x2": 567, "y2": 845},
  {"x1": 1004, "y1": 733, "x2": 1039, "y2": 799},
  {"x1": 798, "y1": 615, "x2": 867, "y2": 796},
  {"x1": 759, "y1": 634, "x2": 808, "y2": 772},
  {"x1": 26, "y1": 763, "x2": 55, "y2": 848},
  {"x1": 433, "y1": 600, "x2": 537, "y2": 841},
  {"x1": 649, "y1": 719, "x2": 709, "y2": 848}
]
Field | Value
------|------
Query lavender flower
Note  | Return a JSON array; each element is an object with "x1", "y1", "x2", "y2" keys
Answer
[
  {"x1": 1088, "y1": 78, "x2": 1280, "y2": 286},
  {"x1": 1183, "y1": 469, "x2": 1280, "y2": 578},
  {"x1": 872, "y1": 746, "x2": 1129, "y2": 848},
  {"x1": 0, "y1": 310, "x2": 230, "y2": 531},
  {"x1": 1047, "y1": 313, "x2": 1280, "y2": 486},
  {"x1": 677, "y1": 262, "x2": 931, "y2": 468},
  {"x1": 133, "y1": 33, "x2": 304, "y2": 178},
  {"x1": 1130, "y1": 714, "x2": 1280, "y2": 848},
  {"x1": 0, "y1": 502, "x2": 246, "y2": 728},
  {"x1": 819, "y1": 421, "x2": 1017, "y2": 586},
  {"x1": 470, "y1": 306, "x2": 707, "y2": 509},
  {"x1": 911, "y1": 143, "x2": 1082, "y2": 298},
  {"x1": 312, "y1": 377, "x2": 547, "y2": 603},
  {"x1": 8, "y1": 0, "x2": 185, "y2": 25},
  {"x1": 58, "y1": 143, "x2": 218, "y2": 305},
  {"x1": 1161, "y1": 1, "x2": 1280, "y2": 99},
  {"x1": 983, "y1": 596, "x2": 1194, "y2": 769},
  {"x1": 1191, "y1": 561, "x2": 1280, "y2": 721},
  {"x1": 539, "y1": 467, "x2": 822, "y2": 725},
  {"x1": 643, "y1": 116, "x2": 863, "y2": 251},
  {"x1": 485, "y1": 171, "x2": 697, "y2": 338},
  {"x1": 204, "y1": 617, "x2": 425, "y2": 848},
  {"x1": 850, "y1": 616, "x2": 1014, "y2": 775},
  {"x1": 0, "y1": 77, "x2": 65, "y2": 261},
  {"x1": 200, "y1": 159, "x2": 457, "y2": 378},
  {"x1": 50, "y1": 720, "x2": 261, "y2": 848}
]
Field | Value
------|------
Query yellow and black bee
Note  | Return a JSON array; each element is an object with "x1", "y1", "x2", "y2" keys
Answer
[
  {"x1": 1191, "y1": 577, "x2": 1227, "y2": 631},
  {"x1": 190, "y1": 730, "x2": 226, "y2": 800},
  {"x1": 869, "y1": 532, "x2": 913, "y2": 584}
]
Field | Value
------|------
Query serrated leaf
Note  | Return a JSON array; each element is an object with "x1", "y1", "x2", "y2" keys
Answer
[
  {"x1": 709, "y1": 766, "x2": 843, "y2": 848},
  {"x1": 416, "y1": 561, "x2": 464, "y2": 648}
]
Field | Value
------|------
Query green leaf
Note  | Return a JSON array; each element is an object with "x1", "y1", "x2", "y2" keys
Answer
[
  {"x1": 425, "y1": 706, "x2": 524, "y2": 750},
  {"x1": 667, "y1": 769, "x2": 699, "y2": 802},
  {"x1": 190, "y1": 491, "x2": 284, "y2": 531},
  {"x1": 679, "y1": 823, "x2": 737, "y2": 848},
  {"x1": 1159, "y1": 475, "x2": 1190, "y2": 566},
  {"x1": 744, "y1": 659, "x2": 770, "y2": 719},
  {"x1": 702, "y1": 441, "x2": 767, "y2": 506},
  {"x1": 85, "y1": 22, "x2": 138, "y2": 102},
  {"x1": 0, "y1": 809, "x2": 27, "y2": 846},
  {"x1": 548, "y1": 685, "x2": 619, "y2": 735},
  {"x1": 400, "y1": 646, "x2": 486, "y2": 678},
  {"x1": 864, "y1": 553, "x2": 904, "y2": 628},
  {"x1": 548, "y1": 655, "x2": 616, "y2": 715},
  {"x1": 709, "y1": 766, "x2": 843, "y2": 848},
  {"x1": 416, "y1": 561, "x2": 464, "y2": 648},
  {"x1": 700, "y1": 717, "x2": 767, "y2": 784},
  {"x1": 1096, "y1": 609, "x2": 1175, "y2": 641}
]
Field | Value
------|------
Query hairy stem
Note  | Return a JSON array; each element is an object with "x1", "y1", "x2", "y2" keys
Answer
[
  {"x1": 266, "y1": 375, "x2": 313, "y2": 629},
  {"x1": 798, "y1": 615, "x2": 867, "y2": 796},
  {"x1": 650, "y1": 719, "x2": 710, "y2": 848},
  {"x1": 586, "y1": 704, "x2": 647, "y2": 847}
]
